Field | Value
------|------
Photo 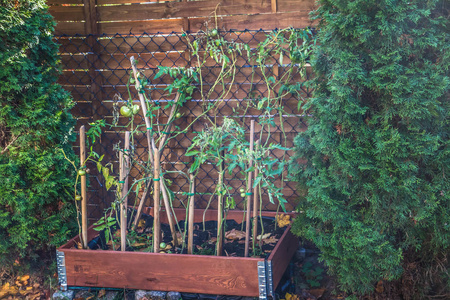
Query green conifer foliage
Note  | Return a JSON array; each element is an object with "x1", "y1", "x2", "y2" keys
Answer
[
  {"x1": 0, "y1": 0, "x2": 76, "y2": 264},
  {"x1": 290, "y1": 0, "x2": 449, "y2": 295}
]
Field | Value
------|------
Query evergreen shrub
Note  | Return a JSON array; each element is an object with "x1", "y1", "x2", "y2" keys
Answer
[
  {"x1": 0, "y1": 0, "x2": 76, "y2": 266},
  {"x1": 290, "y1": 0, "x2": 449, "y2": 296}
]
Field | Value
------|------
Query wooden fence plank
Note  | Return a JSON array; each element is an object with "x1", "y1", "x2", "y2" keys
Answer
[
  {"x1": 189, "y1": 11, "x2": 315, "y2": 32},
  {"x1": 55, "y1": 37, "x2": 91, "y2": 53},
  {"x1": 277, "y1": 0, "x2": 316, "y2": 12},
  {"x1": 97, "y1": 0, "x2": 176, "y2": 4},
  {"x1": 99, "y1": 18, "x2": 185, "y2": 34},
  {"x1": 60, "y1": 53, "x2": 90, "y2": 69},
  {"x1": 54, "y1": 21, "x2": 87, "y2": 35},
  {"x1": 49, "y1": 6, "x2": 85, "y2": 21},
  {"x1": 98, "y1": 35, "x2": 189, "y2": 54},
  {"x1": 98, "y1": 0, "x2": 272, "y2": 22},
  {"x1": 98, "y1": 52, "x2": 189, "y2": 69},
  {"x1": 48, "y1": 0, "x2": 83, "y2": 5}
]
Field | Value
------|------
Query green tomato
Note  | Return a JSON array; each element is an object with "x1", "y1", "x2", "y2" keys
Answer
[
  {"x1": 132, "y1": 104, "x2": 140, "y2": 115},
  {"x1": 240, "y1": 192, "x2": 246, "y2": 198},
  {"x1": 239, "y1": 187, "x2": 245, "y2": 193},
  {"x1": 120, "y1": 106, "x2": 132, "y2": 117},
  {"x1": 75, "y1": 195, "x2": 82, "y2": 201},
  {"x1": 175, "y1": 112, "x2": 182, "y2": 118},
  {"x1": 160, "y1": 242, "x2": 167, "y2": 249},
  {"x1": 78, "y1": 169, "x2": 86, "y2": 176},
  {"x1": 210, "y1": 29, "x2": 218, "y2": 37}
]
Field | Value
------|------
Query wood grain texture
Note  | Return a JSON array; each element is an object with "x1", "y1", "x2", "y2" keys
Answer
[
  {"x1": 49, "y1": 6, "x2": 85, "y2": 21},
  {"x1": 97, "y1": 0, "x2": 176, "y2": 4},
  {"x1": 99, "y1": 19, "x2": 185, "y2": 34},
  {"x1": 59, "y1": 210, "x2": 298, "y2": 296},
  {"x1": 62, "y1": 249, "x2": 261, "y2": 296},
  {"x1": 54, "y1": 21, "x2": 86, "y2": 35},
  {"x1": 48, "y1": 0, "x2": 83, "y2": 5},
  {"x1": 189, "y1": 11, "x2": 315, "y2": 32},
  {"x1": 268, "y1": 224, "x2": 299, "y2": 289},
  {"x1": 97, "y1": 0, "x2": 272, "y2": 22}
]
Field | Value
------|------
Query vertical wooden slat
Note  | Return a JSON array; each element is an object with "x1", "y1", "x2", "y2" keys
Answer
[
  {"x1": 244, "y1": 120, "x2": 255, "y2": 257},
  {"x1": 83, "y1": 0, "x2": 106, "y2": 219},
  {"x1": 79, "y1": 125, "x2": 88, "y2": 249},
  {"x1": 271, "y1": 0, "x2": 277, "y2": 13}
]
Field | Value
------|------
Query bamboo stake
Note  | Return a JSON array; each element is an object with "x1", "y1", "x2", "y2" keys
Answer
[
  {"x1": 188, "y1": 174, "x2": 195, "y2": 254},
  {"x1": 160, "y1": 179, "x2": 178, "y2": 247},
  {"x1": 130, "y1": 56, "x2": 157, "y2": 155},
  {"x1": 244, "y1": 120, "x2": 255, "y2": 257},
  {"x1": 120, "y1": 131, "x2": 130, "y2": 252},
  {"x1": 252, "y1": 140, "x2": 260, "y2": 251},
  {"x1": 216, "y1": 171, "x2": 224, "y2": 256},
  {"x1": 131, "y1": 179, "x2": 151, "y2": 230},
  {"x1": 153, "y1": 150, "x2": 161, "y2": 253},
  {"x1": 216, "y1": 157, "x2": 225, "y2": 256},
  {"x1": 79, "y1": 125, "x2": 88, "y2": 249},
  {"x1": 130, "y1": 57, "x2": 179, "y2": 247}
]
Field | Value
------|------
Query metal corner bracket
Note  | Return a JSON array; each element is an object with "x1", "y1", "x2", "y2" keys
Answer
[
  {"x1": 56, "y1": 250, "x2": 68, "y2": 291},
  {"x1": 257, "y1": 260, "x2": 274, "y2": 299}
]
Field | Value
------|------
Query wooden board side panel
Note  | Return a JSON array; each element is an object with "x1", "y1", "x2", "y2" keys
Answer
[
  {"x1": 63, "y1": 249, "x2": 261, "y2": 296},
  {"x1": 268, "y1": 224, "x2": 299, "y2": 289}
]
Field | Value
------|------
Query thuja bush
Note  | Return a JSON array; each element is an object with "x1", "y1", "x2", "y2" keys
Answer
[
  {"x1": 290, "y1": 0, "x2": 449, "y2": 297},
  {"x1": 0, "y1": 0, "x2": 76, "y2": 266}
]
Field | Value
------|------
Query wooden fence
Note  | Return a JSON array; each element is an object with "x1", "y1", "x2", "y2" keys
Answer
[{"x1": 47, "y1": 0, "x2": 316, "y2": 220}]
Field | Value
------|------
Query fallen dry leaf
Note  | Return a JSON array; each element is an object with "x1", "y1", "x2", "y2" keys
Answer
[
  {"x1": 308, "y1": 288, "x2": 325, "y2": 298},
  {"x1": 276, "y1": 213, "x2": 291, "y2": 228},
  {"x1": 284, "y1": 292, "x2": 300, "y2": 300},
  {"x1": 138, "y1": 219, "x2": 146, "y2": 228},
  {"x1": 376, "y1": 280, "x2": 384, "y2": 293},
  {"x1": 97, "y1": 289, "x2": 106, "y2": 298},
  {"x1": 256, "y1": 233, "x2": 271, "y2": 240},
  {"x1": 262, "y1": 236, "x2": 278, "y2": 244},
  {"x1": 131, "y1": 242, "x2": 147, "y2": 248},
  {"x1": 225, "y1": 229, "x2": 246, "y2": 240}
]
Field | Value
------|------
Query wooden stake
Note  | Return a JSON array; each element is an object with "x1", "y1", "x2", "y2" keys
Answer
[
  {"x1": 187, "y1": 174, "x2": 195, "y2": 254},
  {"x1": 120, "y1": 131, "x2": 130, "y2": 252},
  {"x1": 160, "y1": 179, "x2": 178, "y2": 247},
  {"x1": 131, "y1": 179, "x2": 151, "y2": 231},
  {"x1": 244, "y1": 120, "x2": 255, "y2": 257},
  {"x1": 79, "y1": 125, "x2": 88, "y2": 249},
  {"x1": 252, "y1": 140, "x2": 260, "y2": 251},
  {"x1": 130, "y1": 57, "x2": 179, "y2": 245},
  {"x1": 153, "y1": 151, "x2": 161, "y2": 253},
  {"x1": 216, "y1": 171, "x2": 224, "y2": 256},
  {"x1": 216, "y1": 157, "x2": 225, "y2": 256},
  {"x1": 130, "y1": 56, "x2": 157, "y2": 155}
]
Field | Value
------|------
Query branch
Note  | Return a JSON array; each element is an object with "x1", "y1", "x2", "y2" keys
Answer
[{"x1": 1, "y1": 135, "x2": 18, "y2": 155}]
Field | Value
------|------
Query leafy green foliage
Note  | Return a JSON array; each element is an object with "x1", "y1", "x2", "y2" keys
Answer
[
  {"x1": 290, "y1": 0, "x2": 449, "y2": 295},
  {"x1": 0, "y1": 0, "x2": 77, "y2": 265}
]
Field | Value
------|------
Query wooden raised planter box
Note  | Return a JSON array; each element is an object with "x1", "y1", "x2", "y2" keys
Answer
[{"x1": 57, "y1": 209, "x2": 299, "y2": 299}]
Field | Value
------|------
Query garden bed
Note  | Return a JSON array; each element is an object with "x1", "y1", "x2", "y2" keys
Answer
[{"x1": 57, "y1": 209, "x2": 298, "y2": 298}]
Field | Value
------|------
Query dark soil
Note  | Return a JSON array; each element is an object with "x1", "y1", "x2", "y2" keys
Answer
[{"x1": 84, "y1": 210, "x2": 287, "y2": 259}]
